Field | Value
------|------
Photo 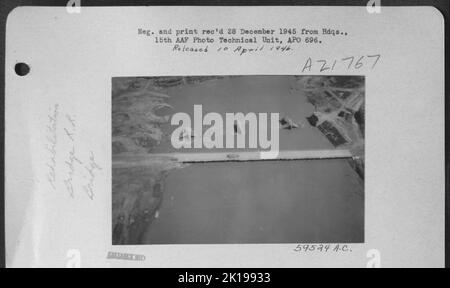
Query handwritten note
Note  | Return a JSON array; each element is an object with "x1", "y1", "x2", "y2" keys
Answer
[
  {"x1": 45, "y1": 104, "x2": 103, "y2": 200},
  {"x1": 301, "y1": 54, "x2": 381, "y2": 73},
  {"x1": 293, "y1": 244, "x2": 353, "y2": 253},
  {"x1": 82, "y1": 151, "x2": 102, "y2": 200},
  {"x1": 45, "y1": 104, "x2": 59, "y2": 190}
]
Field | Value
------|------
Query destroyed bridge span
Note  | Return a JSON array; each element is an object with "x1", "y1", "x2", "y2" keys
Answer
[{"x1": 113, "y1": 149, "x2": 354, "y2": 168}]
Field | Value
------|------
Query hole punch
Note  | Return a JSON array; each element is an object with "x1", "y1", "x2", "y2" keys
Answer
[{"x1": 15, "y1": 62, "x2": 30, "y2": 76}]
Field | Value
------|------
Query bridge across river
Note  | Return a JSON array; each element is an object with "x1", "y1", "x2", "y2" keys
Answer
[{"x1": 113, "y1": 149, "x2": 354, "y2": 168}]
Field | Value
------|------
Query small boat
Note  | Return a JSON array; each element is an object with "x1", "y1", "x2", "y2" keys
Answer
[
  {"x1": 280, "y1": 117, "x2": 300, "y2": 130},
  {"x1": 179, "y1": 127, "x2": 196, "y2": 141}
]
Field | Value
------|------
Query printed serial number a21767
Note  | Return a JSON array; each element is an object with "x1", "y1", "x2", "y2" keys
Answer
[{"x1": 301, "y1": 54, "x2": 381, "y2": 73}]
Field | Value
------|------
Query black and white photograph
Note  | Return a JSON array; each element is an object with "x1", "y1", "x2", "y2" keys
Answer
[
  {"x1": 2, "y1": 2, "x2": 446, "y2": 269},
  {"x1": 112, "y1": 75, "x2": 365, "y2": 245}
]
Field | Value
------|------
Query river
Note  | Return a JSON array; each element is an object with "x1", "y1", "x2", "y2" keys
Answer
[{"x1": 142, "y1": 76, "x2": 364, "y2": 244}]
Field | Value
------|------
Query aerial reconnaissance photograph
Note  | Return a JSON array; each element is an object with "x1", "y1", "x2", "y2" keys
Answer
[{"x1": 112, "y1": 75, "x2": 365, "y2": 245}]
